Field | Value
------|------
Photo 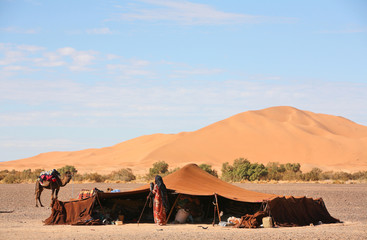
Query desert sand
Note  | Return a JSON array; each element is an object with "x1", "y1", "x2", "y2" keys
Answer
[
  {"x1": 0, "y1": 182, "x2": 366, "y2": 240},
  {"x1": 1, "y1": 106, "x2": 367, "y2": 174}
]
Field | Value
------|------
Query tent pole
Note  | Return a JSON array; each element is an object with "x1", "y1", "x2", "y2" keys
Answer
[
  {"x1": 215, "y1": 193, "x2": 221, "y2": 222},
  {"x1": 138, "y1": 192, "x2": 151, "y2": 226},
  {"x1": 165, "y1": 193, "x2": 181, "y2": 224},
  {"x1": 212, "y1": 203, "x2": 216, "y2": 226}
]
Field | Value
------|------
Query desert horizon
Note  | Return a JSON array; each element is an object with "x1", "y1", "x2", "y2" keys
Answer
[{"x1": 1, "y1": 106, "x2": 366, "y2": 175}]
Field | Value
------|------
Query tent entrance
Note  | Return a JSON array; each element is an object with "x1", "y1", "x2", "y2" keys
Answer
[{"x1": 94, "y1": 192, "x2": 262, "y2": 224}]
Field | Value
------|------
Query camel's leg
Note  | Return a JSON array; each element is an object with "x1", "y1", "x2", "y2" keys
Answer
[
  {"x1": 35, "y1": 181, "x2": 39, "y2": 207},
  {"x1": 38, "y1": 188, "x2": 44, "y2": 207},
  {"x1": 55, "y1": 188, "x2": 60, "y2": 200},
  {"x1": 35, "y1": 183, "x2": 44, "y2": 207},
  {"x1": 51, "y1": 187, "x2": 55, "y2": 206}
]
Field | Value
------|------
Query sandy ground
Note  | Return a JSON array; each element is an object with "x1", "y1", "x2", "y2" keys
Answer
[{"x1": 0, "y1": 182, "x2": 366, "y2": 240}]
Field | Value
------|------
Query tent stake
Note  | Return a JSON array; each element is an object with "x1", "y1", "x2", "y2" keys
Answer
[
  {"x1": 165, "y1": 193, "x2": 181, "y2": 224},
  {"x1": 215, "y1": 193, "x2": 221, "y2": 223}
]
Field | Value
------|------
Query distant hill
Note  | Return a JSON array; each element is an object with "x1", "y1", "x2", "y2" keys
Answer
[{"x1": 1, "y1": 106, "x2": 366, "y2": 174}]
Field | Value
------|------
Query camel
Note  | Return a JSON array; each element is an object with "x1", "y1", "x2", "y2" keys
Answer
[{"x1": 35, "y1": 171, "x2": 72, "y2": 207}]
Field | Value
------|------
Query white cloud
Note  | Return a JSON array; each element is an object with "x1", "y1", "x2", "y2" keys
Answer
[
  {"x1": 72, "y1": 52, "x2": 96, "y2": 65},
  {"x1": 106, "y1": 59, "x2": 152, "y2": 76},
  {"x1": 172, "y1": 68, "x2": 223, "y2": 76},
  {"x1": 86, "y1": 27, "x2": 113, "y2": 34},
  {"x1": 1, "y1": 75, "x2": 366, "y2": 127},
  {"x1": 1, "y1": 26, "x2": 39, "y2": 34},
  {"x1": 56, "y1": 47, "x2": 97, "y2": 71},
  {"x1": 34, "y1": 52, "x2": 65, "y2": 67},
  {"x1": 106, "y1": 63, "x2": 153, "y2": 76},
  {"x1": 106, "y1": 54, "x2": 120, "y2": 60},
  {"x1": 17, "y1": 45, "x2": 45, "y2": 52},
  {"x1": 58, "y1": 47, "x2": 76, "y2": 56},
  {"x1": 2, "y1": 65, "x2": 34, "y2": 71},
  {"x1": 0, "y1": 138, "x2": 83, "y2": 149},
  {"x1": 0, "y1": 50, "x2": 26, "y2": 65},
  {"x1": 117, "y1": 0, "x2": 293, "y2": 25}
]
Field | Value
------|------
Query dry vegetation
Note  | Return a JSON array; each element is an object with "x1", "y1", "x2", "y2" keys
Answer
[{"x1": 1, "y1": 160, "x2": 367, "y2": 184}]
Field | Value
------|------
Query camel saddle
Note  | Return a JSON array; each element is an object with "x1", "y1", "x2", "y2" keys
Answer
[{"x1": 39, "y1": 169, "x2": 61, "y2": 185}]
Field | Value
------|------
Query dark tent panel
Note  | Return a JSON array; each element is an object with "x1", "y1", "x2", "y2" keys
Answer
[
  {"x1": 44, "y1": 197, "x2": 96, "y2": 225},
  {"x1": 265, "y1": 196, "x2": 340, "y2": 227}
]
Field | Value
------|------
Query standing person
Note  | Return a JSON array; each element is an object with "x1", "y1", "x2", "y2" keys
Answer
[{"x1": 151, "y1": 175, "x2": 169, "y2": 225}]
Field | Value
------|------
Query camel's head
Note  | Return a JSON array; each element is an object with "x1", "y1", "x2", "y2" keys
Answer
[{"x1": 65, "y1": 171, "x2": 73, "y2": 179}]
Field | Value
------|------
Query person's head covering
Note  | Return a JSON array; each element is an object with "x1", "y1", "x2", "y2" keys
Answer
[{"x1": 155, "y1": 175, "x2": 169, "y2": 211}]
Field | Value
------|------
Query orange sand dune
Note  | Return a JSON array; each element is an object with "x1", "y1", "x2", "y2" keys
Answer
[{"x1": 1, "y1": 106, "x2": 366, "y2": 174}]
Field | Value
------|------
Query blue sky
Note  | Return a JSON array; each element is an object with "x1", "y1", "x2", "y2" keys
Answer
[{"x1": 1, "y1": 0, "x2": 366, "y2": 162}]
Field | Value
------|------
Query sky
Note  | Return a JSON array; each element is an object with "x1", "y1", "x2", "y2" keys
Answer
[{"x1": 0, "y1": 0, "x2": 366, "y2": 162}]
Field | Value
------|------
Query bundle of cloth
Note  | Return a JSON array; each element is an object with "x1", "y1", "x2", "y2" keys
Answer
[
  {"x1": 78, "y1": 188, "x2": 103, "y2": 200},
  {"x1": 39, "y1": 169, "x2": 60, "y2": 185}
]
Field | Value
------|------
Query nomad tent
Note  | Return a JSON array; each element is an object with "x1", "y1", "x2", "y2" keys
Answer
[{"x1": 44, "y1": 164, "x2": 339, "y2": 227}]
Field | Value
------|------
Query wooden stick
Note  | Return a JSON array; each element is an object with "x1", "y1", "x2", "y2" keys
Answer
[
  {"x1": 215, "y1": 193, "x2": 221, "y2": 222},
  {"x1": 137, "y1": 192, "x2": 151, "y2": 226},
  {"x1": 165, "y1": 193, "x2": 181, "y2": 224},
  {"x1": 212, "y1": 205, "x2": 216, "y2": 226}
]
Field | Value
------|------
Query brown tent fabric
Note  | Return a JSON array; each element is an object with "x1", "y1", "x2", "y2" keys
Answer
[
  {"x1": 265, "y1": 196, "x2": 340, "y2": 227},
  {"x1": 44, "y1": 197, "x2": 96, "y2": 225},
  {"x1": 44, "y1": 164, "x2": 340, "y2": 226},
  {"x1": 131, "y1": 163, "x2": 277, "y2": 202},
  {"x1": 234, "y1": 211, "x2": 268, "y2": 228}
]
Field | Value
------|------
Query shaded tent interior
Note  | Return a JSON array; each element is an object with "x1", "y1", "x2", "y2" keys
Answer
[{"x1": 44, "y1": 164, "x2": 340, "y2": 226}]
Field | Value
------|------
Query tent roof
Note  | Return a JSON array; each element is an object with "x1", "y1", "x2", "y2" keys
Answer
[{"x1": 130, "y1": 163, "x2": 277, "y2": 202}]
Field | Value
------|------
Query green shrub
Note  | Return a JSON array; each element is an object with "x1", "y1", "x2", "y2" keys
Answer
[
  {"x1": 266, "y1": 162, "x2": 283, "y2": 181},
  {"x1": 221, "y1": 158, "x2": 267, "y2": 182},
  {"x1": 332, "y1": 171, "x2": 351, "y2": 181},
  {"x1": 72, "y1": 173, "x2": 84, "y2": 182},
  {"x1": 0, "y1": 170, "x2": 8, "y2": 181},
  {"x1": 351, "y1": 171, "x2": 367, "y2": 180},
  {"x1": 83, "y1": 172, "x2": 105, "y2": 182},
  {"x1": 150, "y1": 161, "x2": 169, "y2": 175},
  {"x1": 109, "y1": 168, "x2": 136, "y2": 182},
  {"x1": 221, "y1": 162, "x2": 234, "y2": 182},
  {"x1": 285, "y1": 163, "x2": 301, "y2": 173},
  {"x1": 199, "y1": 164, "x2": 218, "y2": 177},
  {"x1": 146, "y1": 161, "x2": 170, "y2": 180},
  {"x1": 57, "y1": 165, "x2": 78, "y2": 176},
  {"x1": 3, "y1": 174, "x2": 18, "y2": 183},
  {"x1": 320, "y1": 171, "x2": 333, "y2": 180},
  {"x1": 302, "y1": 168, "x2": 322, "y2": 181},
  {"x1": 247, "y1": 163, "x2": 268, "y2": 181}
]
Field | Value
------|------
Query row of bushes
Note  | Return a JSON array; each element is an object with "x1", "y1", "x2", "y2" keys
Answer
[
  {"x1": 0, "y1": 169, "x2": 44, "y2": 184},
  {"x1": 1, "y1": 159, "x2": 367, "y2": 183},
  {"x1": 221, "y1": 158, "x2": 367, "y2": 182},
  {"x1": 0, "y1": 165, "x2": 136, "y2": 184}
]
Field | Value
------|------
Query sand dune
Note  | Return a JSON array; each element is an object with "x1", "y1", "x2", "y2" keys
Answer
[{"x1": 1, "y1": 106, "x2": 366, "y2": 174}]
